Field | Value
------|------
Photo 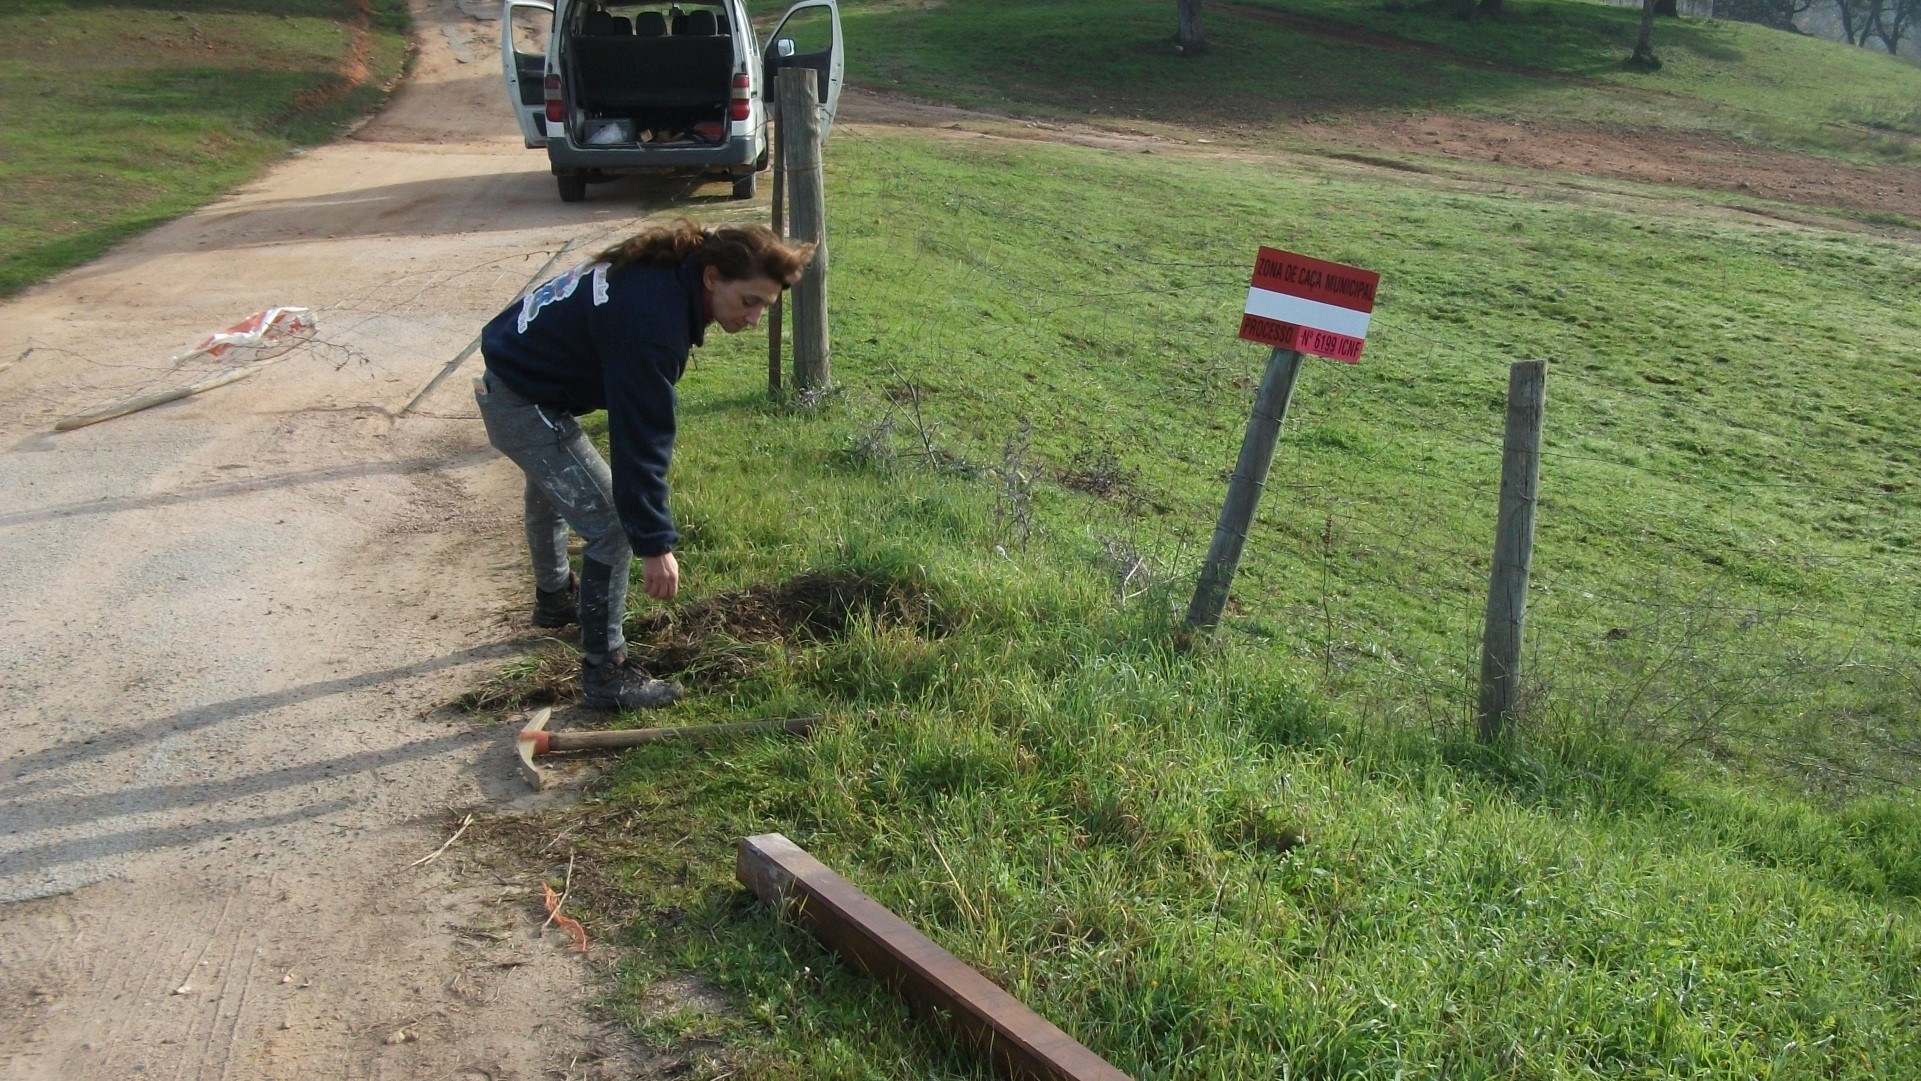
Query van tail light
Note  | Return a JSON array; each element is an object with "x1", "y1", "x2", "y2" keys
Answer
[
  {"x1": 729, "y1": 73, "x2": 751, "y2": 122},
  {"x1": 544, "y1": 74, "x2": 564, "y2": 123}
]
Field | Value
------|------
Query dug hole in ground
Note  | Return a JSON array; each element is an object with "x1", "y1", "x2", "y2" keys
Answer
[{"x1": 0, "y1": 0, "x2": 748, "y2": 1075}]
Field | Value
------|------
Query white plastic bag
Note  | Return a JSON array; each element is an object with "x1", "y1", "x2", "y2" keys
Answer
[
  {"x1": 170, "y1": 306, "x2": 318, "y2": 367},
  {"x1": 53, "y1": 307, "x2": 318, "y2": 431}
]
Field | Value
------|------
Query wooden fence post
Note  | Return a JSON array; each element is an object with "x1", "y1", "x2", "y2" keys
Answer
[
  {"x1": 1477, "y1": 359, "x2": 1547, "y2": 742},
  {"x1": 778, "y1": 67, "x2": 829, "y2": 390},
  {"x1": 1185, "y1": 347, "x2": 1306, "y2": 633},
  {"x1": 767, "y1": 103, "x2": 786, "y2": 398}
]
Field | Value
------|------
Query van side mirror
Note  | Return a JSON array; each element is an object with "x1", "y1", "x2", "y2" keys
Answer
[{"x1": 776, "y1": 38, "x2": 796, "y2": 58}]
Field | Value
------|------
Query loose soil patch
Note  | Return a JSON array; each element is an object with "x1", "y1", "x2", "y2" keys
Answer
[
  {"x1": 845, "y1": 87, "x2": 1921, "y2": 226},
  {"x1": 629, "y1": 570, "x2": 949, "y2": 683},
  {"x1": 292, "y1": 0, "x2": 380, "y2": 112},
  {"x1": 464, "y1": 571, "x2": 949, "y2": 710},
  {"x1": 1303, "y1": 113, "x2": 1921, "y2": 223},
  {"x1": 453, "y1": 809, "x2": 755, "y2": 1078}
]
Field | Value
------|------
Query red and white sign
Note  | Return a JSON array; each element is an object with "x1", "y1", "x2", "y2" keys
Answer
[{"x1": 1238, "y1": 247, "x2": 1380, "y2": 364}]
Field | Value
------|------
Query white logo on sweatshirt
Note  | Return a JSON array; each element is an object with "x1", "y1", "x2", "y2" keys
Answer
[{"x1": 517, "y1": 261, "x2": 613, "y2": 333}]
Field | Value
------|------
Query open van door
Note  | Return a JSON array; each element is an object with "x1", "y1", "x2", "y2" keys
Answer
[
  {"x1": 501, "y1": 0, "x2": 555, "y2": 148},
  {"x1": 762, "y1": 0, "x2": 843, "y2": 141}
]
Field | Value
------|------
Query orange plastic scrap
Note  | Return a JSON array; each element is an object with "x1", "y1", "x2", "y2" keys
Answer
[{"x1": 542, "y1": 883, "x2": 589, "y2": 954}]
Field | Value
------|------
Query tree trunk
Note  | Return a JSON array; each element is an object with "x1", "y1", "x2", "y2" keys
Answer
[
  {"x1": 1835, "y1": 0, "x2": 1861, "y2": 44},
  {"x1": 1631, "y1": 0, "x2": 1662, "y2": 67},
  {"x1": 1175, "y1": 0, "x2": 1206, "y2": 54}
]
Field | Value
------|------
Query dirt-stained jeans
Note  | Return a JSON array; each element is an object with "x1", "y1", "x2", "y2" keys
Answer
[{"x1": 475, "y1": 369, "x2": 629, "y2": 660}]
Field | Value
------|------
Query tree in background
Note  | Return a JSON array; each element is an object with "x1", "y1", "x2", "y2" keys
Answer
[
  {"x1": 1833, "y1": 0, "x2": 1881, "y2": 42},
  {"x1": 1717, "y1": 0, "x2": 1816, "y2": 31},
  {"x1": 1868, "y1": 0, "x2": 1916, "y2": 52},
  {"x1": 1175, "y1": 0, "x2": 1205, "y2": 54},
  {"x1": 1631, "y1": 0, "x2": 1663, "y2": 67}
]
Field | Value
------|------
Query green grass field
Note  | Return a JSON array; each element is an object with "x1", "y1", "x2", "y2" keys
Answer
[
  {"x1": 825, "y1": 0, "x2": 1921, "y2": 161},
  {"x1": 442, "y1": 5, "x2": 1921, "y2": 1078},
  {"x1": 474, "y1": 118, "x2": 1921, "y2": 1077},
  {"x1": 0, "y1": 0, "x2": 409, "y2": 297}
]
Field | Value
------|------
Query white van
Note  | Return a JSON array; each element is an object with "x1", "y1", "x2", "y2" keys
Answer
[{"x1": 500, "y1": 0, "x2": 843, "y2": 202}]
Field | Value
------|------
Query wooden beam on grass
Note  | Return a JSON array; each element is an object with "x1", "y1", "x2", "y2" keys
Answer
[{"x1": 737, "y1": 833, "x2": 1133, "y2": 1081}]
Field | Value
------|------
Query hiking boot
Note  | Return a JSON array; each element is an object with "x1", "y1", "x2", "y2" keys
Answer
[
  {"x1": 533, "y1": 572, "x2": 578, "y2": 629},
  {"x1": 580, "y1": 652, "x2": 684, "y2": 710}
]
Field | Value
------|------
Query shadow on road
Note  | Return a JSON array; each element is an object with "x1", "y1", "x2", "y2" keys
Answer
[
  {"x1": 131, "y1": 169, "x2": 759, "y2": 260},
  {"x1": 0, "y1": 450, "x2": 499, "y2": 528},
  {"x1": 0, "y1": 642, "x2": 527, "y2": 799}
]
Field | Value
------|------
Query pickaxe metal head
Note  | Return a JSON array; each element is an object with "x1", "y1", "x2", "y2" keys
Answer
[{"x1": 516, "y1": 706, "x2": 555, "y2": 791}]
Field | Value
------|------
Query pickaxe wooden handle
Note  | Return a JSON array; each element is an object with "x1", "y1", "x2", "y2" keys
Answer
[{"x1": 515, "y1": 707, "x2": 818, "y2": 790}]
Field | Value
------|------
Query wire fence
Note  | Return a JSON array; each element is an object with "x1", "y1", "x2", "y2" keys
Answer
[
  {"x1": 817, "y1": 118, "x2": 1920, "y2": 795},
  {"x1": 36, "y1": 118, "x2": 1907, "y2": 794}
]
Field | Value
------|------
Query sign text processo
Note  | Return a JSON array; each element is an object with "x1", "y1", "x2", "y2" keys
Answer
[{"x1": 1238, "y1": 247, "x2": 1380, "y2": 364}]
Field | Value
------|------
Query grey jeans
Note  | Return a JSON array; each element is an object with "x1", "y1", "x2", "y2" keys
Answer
[{"x1": 475, "y1": 370, "x2": 630, "y2": 658}]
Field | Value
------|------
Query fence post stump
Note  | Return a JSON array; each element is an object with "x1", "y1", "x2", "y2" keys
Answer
[
  {"x1": 1477, "y1": 359, "x2": 1547, "y2": 742},
  {"x1": 779, "y1": 67, "x2": 829, "y2": 390},
  {"x1": 1185, "y1": 347, "x2": 1306, "y2": 634},
  {"x1": 767, "y1": 101, "x2": 786, "y2": 398}
]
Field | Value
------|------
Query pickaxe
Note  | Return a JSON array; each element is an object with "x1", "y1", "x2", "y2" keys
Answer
[{"x1": 515, "y1": 706, "x2": 818, "y2": 790}]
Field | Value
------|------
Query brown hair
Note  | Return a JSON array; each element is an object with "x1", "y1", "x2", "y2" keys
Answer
[{"x1": 596, "y1": 220, "x2": 815, "y2": 286}]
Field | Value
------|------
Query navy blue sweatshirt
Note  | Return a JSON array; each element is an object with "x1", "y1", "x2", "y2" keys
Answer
[{"x1": 480, "y1": 258, "x2": 706, "y2": 557}]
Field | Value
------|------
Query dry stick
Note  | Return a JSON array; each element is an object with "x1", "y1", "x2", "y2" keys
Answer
[
  {"x1": 399, "y1": 239, "x2": 577, "y2": 416},
  {"x1": 927, "y1": 835, "x2": 984, "y2": 932},
  {"x1": 409, "y1": 812, "x2": 475, "y2": 868},
  {"x1": 54, "y1": 364, "x2": 265, "y2": 432}
]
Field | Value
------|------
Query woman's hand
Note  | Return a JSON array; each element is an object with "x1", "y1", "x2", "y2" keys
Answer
[{"x1": 642, "y1": 552, "x2": 680, "y2": 600}]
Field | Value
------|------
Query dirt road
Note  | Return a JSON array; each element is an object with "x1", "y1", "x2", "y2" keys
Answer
[{"x1": 0, "y1": 2, "x2": 722, "y2": 1076}]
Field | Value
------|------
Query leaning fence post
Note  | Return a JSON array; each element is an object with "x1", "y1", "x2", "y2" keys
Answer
[
  {"x1": 767, "y1": 101, "x2": 786, "y2": 398},
  {"x1": 1477, "y1": 359, "x2": 1547, "y2": 742},
  {"x1": 1185, "y1": 347, "x2": 1306, "y2": 633},
  {"x1": 778, "y1": 67, "x2": 829, "y2": 390}
]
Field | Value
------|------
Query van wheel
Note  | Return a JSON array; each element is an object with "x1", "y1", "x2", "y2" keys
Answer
[
  {"x1": 731, "y1": 172, "x2": 757, "y2": 200},
  {"x1": 557, "y1": 174, "x2": 587, "y2": 203}
]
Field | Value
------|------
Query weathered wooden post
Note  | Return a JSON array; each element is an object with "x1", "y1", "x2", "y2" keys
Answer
[
  {"x1": 1185, "y1": 247, "x2": 1380, "y2": 636},
  {"x1": 778, "y1": 67, "x2": 829, "y2": 390},
  {"x1": 1185, "y1": 347, "x2": 1305, "y2": 631},
  {"x1": 1476, "y1": 359, "x2": 1547, "y2": 742},
  {"x1": 767, "y1": 104, "x2": 786, "y2": 398}
]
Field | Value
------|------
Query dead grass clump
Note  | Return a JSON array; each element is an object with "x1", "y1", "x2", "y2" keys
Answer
[
  {"x1": 460, "y1": 646, "x2": 579, "y2": 713},
  {"x1": 1058, "y1": 445, "x2": 1163, "y2": 514}
]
